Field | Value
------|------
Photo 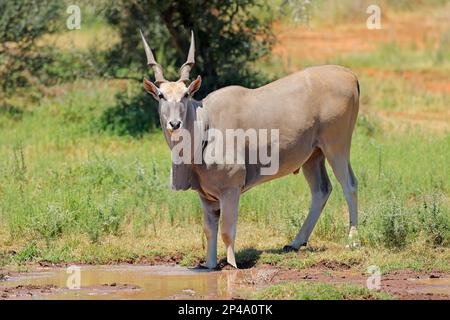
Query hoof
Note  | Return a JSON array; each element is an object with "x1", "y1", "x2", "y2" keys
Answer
[
  {"x1": 345, "y1": 240, "x2": 361, "y2": 249},
  {"x1": 190, "y1": 264, "x2": 213, "y2": 270},
  {"x1": 215, "y1": 259, "x2": 238, "y2": 270},
  {"x1": 346, "y1": 226, "x2": 361, "y2": 249},
  {"x1": 283, "y1": 245, "x2": 298, "y2": 252}
]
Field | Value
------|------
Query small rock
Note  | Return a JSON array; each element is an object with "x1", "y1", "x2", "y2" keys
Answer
[
  {"x1": 182, "y1": 289, "x2": 196, "y2": 295},
  {"x1": 429, "y1": 274, "x2": 440, "y2": 279}
]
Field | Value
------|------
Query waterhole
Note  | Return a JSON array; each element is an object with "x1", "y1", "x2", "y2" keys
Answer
[{"x1": 0, "y1": 265, "x2": 261, "y2": 300}]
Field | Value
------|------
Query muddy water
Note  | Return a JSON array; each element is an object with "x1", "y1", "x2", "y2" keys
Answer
[
  {"x1": 3, "y1": 265, "x2": 449, "y2": 300},
  {"x1": 0, "y1": 265, "x2": 257, "y2": 300},
  {"x1": 410, "y1": 277, "x2": 450, "y2": 296}
]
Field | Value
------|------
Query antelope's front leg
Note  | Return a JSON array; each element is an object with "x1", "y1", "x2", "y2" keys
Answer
[
  {"x1": 220, "y1": 188, "x2": 240, "y2": 268},
  {"x1": 200, "y1": 196, "x2": 220, "y2": 269}
]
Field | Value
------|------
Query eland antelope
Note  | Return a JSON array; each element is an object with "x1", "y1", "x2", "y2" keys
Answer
[{"x1": 141, "y1": 30, "x2": 360, "y2": 269}]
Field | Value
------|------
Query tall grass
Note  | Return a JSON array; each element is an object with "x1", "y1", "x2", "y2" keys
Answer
[{"x1": 0, "y1": 77, "x2": 448, "y2": 266}]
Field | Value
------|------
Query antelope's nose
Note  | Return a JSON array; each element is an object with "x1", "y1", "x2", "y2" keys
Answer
[{"x1": 169, "y1": 120, "x2": 182, "y2": 130}]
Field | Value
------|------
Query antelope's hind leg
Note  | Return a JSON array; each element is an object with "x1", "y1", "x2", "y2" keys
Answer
[
  {"x1": 325, "y1": 152, "x2": 359, "y2": 248},
  {"x1": 285, "y1": 149, "x2": 332, "y2": 251}
]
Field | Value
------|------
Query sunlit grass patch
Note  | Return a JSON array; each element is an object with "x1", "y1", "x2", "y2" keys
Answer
[
  {"x1": 357, "y1": 71, "x2": 449, "y2": 113},
  {"x1": 332, "y1": 41, "x2": 450, "y2": 72},
  {"x1": 253, "y1": 281, "x2": 392, "y2": 300},
  {"x1": 256, "y1": 242, "x2": 450, "y2": 274}
]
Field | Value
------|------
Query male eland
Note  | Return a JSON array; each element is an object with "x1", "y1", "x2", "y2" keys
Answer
[{"x1": 140, "y1": 30, "x2": 360, "y2": 269}]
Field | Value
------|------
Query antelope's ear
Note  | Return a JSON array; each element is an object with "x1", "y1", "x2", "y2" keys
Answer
[
  {"x1": 187, "y1": 75, "x2": 202, "y2": 96},
  {"x1": 143, "y1": 78, "x2": 160, "y2": 100}
]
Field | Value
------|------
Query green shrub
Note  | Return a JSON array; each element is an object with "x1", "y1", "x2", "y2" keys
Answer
[
  {"x1": 356, "y1": 113, "x2": 381, "y2": 138},
  {"x1": 41, "y1": 49, "x2": 109, "y2": 85},
  {"x1": 362, "y1": 199, "x2": 412, "y2": 249},
  {"x1": 416, "y1": 197, "x2": 450, "y2": 247},
  {"x1": 27, "y1": 204, "x2": 71, "y2": 245},
  {"x1": 13, "y1": 242, "x2": 41, "y2": 263},
  {"x1": 98, "y1": 88, "x2": 159, "y2": 137},
  {"x1": 0, "y1": 0, "x2": 63, "y2": 95},
  {"x1": 103, "y1": 0, "x2": 275, "y2": 98}
]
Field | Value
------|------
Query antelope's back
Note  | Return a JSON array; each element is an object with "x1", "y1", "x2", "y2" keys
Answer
[{"x1": 202, "y1": 64, "x2": 359, "y2": 133}]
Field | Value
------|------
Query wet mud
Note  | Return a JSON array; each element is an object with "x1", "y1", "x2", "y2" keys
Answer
[{"x1": 0, "y1": 265, "x2": 449, "y2": 300}]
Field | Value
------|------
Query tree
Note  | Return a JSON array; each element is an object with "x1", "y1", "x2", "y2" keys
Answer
[
  {"x1": 0, "y1": 0, "x2": 63, "y2": 96},
  {"x1": 104, "y1": 0, "x2": 275, "y2": 98}
]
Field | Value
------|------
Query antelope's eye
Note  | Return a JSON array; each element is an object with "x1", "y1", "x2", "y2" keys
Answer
[
  {"x1": 158, "y1": 92, "x2": 165, "y2": 99},
  {"x1": 184, "y1": 92, "x2": 189, "y2": 98}
]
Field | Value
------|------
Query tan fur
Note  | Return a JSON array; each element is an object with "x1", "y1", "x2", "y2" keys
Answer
[{"x1": 159, "y1": 82, "x2": 188, "y2": 103}]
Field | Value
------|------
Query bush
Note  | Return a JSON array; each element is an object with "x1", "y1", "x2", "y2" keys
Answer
[
  {"x1": 379, "y1": 202, "x2": 410, "y2": 249},
  {"x1": 361, "y1": 199, "x2": 411, "y2": 249},
  {"x1": 356, "y1": 113, "x2": 381, "y2": 138},
  {"x1": 103, "y1": 0, "x2": 275, "y2": 98},
  {"x1": 28, "y1": 204, "x2": 70, "y2": 245},
  {"x1": 0, "y1": 0, "x2": 63, "y2": 95},
  {"x1": 40, "y1": 49, "x2": 109, "y2": 85},
  {"x1": 98, "y1": 88, "x2": 159, "y2": 137},
  {"x1": 416, "y1": 198, "x2": 450, "y2": 247},
  {"x1": 361, "y1": 193, "x2": 450, "y2": 249}
]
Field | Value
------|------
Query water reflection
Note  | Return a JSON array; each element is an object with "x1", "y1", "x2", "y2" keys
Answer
[{"x1": 0, "y1": 265, "x2": 251, "y2": 300}]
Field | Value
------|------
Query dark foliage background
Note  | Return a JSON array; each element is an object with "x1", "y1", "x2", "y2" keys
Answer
[
  {"x1": 104, "y1": 0, "x2": 275, "y2": 98},
  {"x1": 0, "y1": 0, "x2": 62, "y2": 97},
  {"x1": 1, "y1": 0, "x2": 275, "y2": 136},
  {"x1": 95, "y1": 0, "x2": 276, "y2": 136}
]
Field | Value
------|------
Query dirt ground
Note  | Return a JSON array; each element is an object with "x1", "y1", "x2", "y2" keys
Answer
[
  {"x1": 0, "y1": 282, "x2": 140, "y2": 300},
  {"x1": 264, "y1": 266, "x2": 450, "y2": 300},
  {"x1": 273, "y1": 9, "x2": 449, "y2": 67}
]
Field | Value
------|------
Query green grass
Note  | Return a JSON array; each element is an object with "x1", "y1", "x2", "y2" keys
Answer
[
  {"x1": 332, "y1": 40, "x2": 450, "y2": 72},
  {"x1": 253, "y1": 281, "x2": 393, "y2": 300},
  {"x1": 0, "y1": 78, "x2": 449, "y2": 270}
]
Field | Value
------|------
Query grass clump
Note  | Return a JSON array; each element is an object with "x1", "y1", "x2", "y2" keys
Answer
[{"x1": 253, "y1": 281, "x2": 392, "y2": 300}]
